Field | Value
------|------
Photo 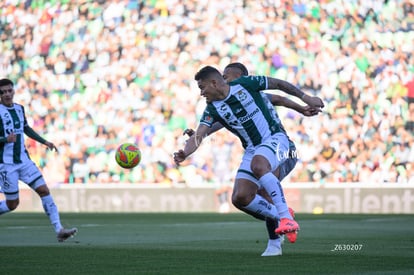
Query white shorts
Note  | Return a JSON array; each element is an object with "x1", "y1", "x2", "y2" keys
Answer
[
  {"x1": 278, "y1": 156, "x2": 297, "y2": 180},
  {"x1": 235, "y1": 133, "x2": 293, "y2": 186},
  {"x1": 0, "y1": 161, "x2": 45, "y2": 200}
]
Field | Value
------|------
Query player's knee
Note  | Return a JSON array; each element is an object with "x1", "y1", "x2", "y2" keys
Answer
[
  {"x1": 35, "y1": 184, "x2": 50, "y2": 197},
  {"x1": 251, "y1": 168, "x2": 265, "y2": 179},
  {"x1": 232, "y1": 195, "x2": 246, "y2": 208},
  {"x1": 251, "y1": 157, "x2": 271, "y2": 178},
  {"x1": 231, "y1": 190, "x2": 254, "y2": 208},
  {"x1": 6, "y1": 199, "x2": 19, "y2": 211}
]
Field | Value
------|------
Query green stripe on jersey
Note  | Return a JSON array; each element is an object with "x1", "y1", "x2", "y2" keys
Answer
[
  {"x1": 0, "y1": 116, "x2": 4, "y2": 163},
  {"x1": 232, "y1": 76, "x2": 280, "y2": 135},
  {"x1": 8, "y1": 109, "x2": 22, "y2": 163},
  {"x1": 251, "y1": 92, "x2": 280, "y2": 135},
  {"x1": 225, "y1": 95, "x2": 262, "y2": 146},
  {"x1": 207, "y1": 104, "x2": 249, "y2": 149}
]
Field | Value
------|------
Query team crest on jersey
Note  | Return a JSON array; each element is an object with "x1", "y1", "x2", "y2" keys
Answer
[
  {"x1": 237, "y1": 90, "x2": 247, "y2": 101},
  {"x1": 235, "y1": 108, "x2": 243, "y2": 114},
  {"x1": 204, "y1": 115, "x2": 213, "y2": 123}
]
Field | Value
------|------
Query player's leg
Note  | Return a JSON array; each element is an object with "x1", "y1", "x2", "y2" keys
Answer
[
  {"x1": 252, "y1": 134, "x2": 298, "y2": 233},
  {"x1": 257, "y1": 167, "x2": 281, "y2": 241},
  {"x1": 0, "y1": 164, "x2": 20, "y2": 214},
  {"x1": 232, "y1": 176, "x2": 283, "y2": 256},
  {"x1": 252, "y1": 142, "x2": 292, "y2": 220},
  {"x1": 257, "y1": 153, "x2": 300, "y2": 248},
  {"x1": 254, "y1": 167, "x2": 283, "y2": 255},
  {"x1": 232, "y1": 177, "x2": 279, "y2": 220},
  {"x1": 232, "y1": 151, "x2": 280, "y2": 220},
  {"x1": 233, "y1": 155, "x2": 286, "y2": 255},
  {"x1": 277, "y1": 156, "x2": 299, "y2": 242},
  {"x1": 21, "y1": 161, "x2": 77, "y2": 242}
]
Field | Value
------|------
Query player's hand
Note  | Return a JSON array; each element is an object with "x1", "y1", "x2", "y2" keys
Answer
[
  {"x1": 302, "y1": 94, "x2": 324, "y2": 109},
  {"x1": 7, "y1": 132, "x2": 16, "y2": 143},
  {"x1": 301, "y1": 106, "x2": 322, "y2": 117},
  {"x1": 183, "y1": 128, "x2": 195, "y2": 137},
  {"x1": 173, "y1": 150, "x2": 187, "y2": 166},
  {"x1": 45, "y1": 141, "x2": 59, "y2": 152}
]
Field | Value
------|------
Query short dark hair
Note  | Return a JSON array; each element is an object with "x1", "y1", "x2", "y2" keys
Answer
[
  {"x1": 194, "y1": 66, "x2": 222, "y2": 81},
  {"x1": 224, "y1": 62, "x2": 248, "y2": 76},
  {"x1": 0, "y1": 78, "x2": 13, "y2": 87}
]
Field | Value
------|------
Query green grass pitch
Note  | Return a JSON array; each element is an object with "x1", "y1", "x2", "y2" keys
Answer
[{"x1": 1, "y1": 213, "x2": 414, "y2": 274}]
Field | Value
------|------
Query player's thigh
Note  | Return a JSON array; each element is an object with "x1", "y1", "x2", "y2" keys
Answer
[
  {"x1": 235, "y1": 151, "x2": 259, "y2": 185},
  {"x1": 0, "y1": 164, "x2": 20, "y2": 200},
  {"x1": 254, "y1": 133, "x2": 290, "y2": 172},
  {"x1": 232, "y1": 177, "x2": 258, "y2": 206},
  {"x1": 19, "y1": 161, "x2": 46, "y2": 190}
]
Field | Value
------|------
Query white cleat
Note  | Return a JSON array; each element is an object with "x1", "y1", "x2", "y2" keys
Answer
[
  {"x1": 261, "y1": 238, "x2": 282, "y2": 256},
  {"x1": 57, "y1": 227, "x2": 78, "y2": 242}
]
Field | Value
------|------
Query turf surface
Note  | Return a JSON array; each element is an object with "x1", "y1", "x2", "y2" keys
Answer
[{"x1": 1, "y1": 213, "x2": 414, "y2": 274}]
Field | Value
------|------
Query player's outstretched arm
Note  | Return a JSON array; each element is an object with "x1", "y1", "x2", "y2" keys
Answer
[
  {"x1": 270, "y1": 94, "x2": 321, "y2": 116},
  {"x1": 24, "y1": 126, "x2": 58, "y2": 152},
  {"x1": 174, "y1": 124, "x2": 210, "y2": 166},
  {"x1": 183, "y1": 122, "x2": 224, "y2": 138},
  {"x1": 267, "y1": 77, "x2": 324, "y2": 109}
]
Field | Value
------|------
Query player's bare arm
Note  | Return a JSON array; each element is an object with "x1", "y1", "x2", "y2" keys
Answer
[
  {"x1": 184, "y1": 95, "x2": 320, "y2": 139},
  {"x1": 174, "y1": 124, "x2": 210, "y2": 165},
  {"x1": 267, "y1": 77, "x2": 324, "y2": 109},
  {"x1": 270, "y1": 95, "x2": 321, "y2": 116},
  {"x1": 24, "y1": 126, "x2": 58, "y2": 152},
  {"x1": 184, "y1": 122, "x2": 224, "y2": 138}
]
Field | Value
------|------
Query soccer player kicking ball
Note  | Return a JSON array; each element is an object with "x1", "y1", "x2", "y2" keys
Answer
[
  {"x1": 182, "y1": 63, "x2": 322, "y2": 256},
  {"x1": 174, "y1": 66, "x2": 324, "y2": 255},
  {"x1": 0, "y1": 78, "x2": 77, "y2": 242}
]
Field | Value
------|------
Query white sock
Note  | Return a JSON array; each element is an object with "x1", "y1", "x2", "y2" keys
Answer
[
  {"x1": 267, "y1": 239, "x2": 280, "y2": 247},
  {"x1": 244, "y1": 194, "x2": 279, "y2": 220},
  {"x1": 259, "y1": 172, "x2": 292, "y2": 219},
  {"x1": 41, "y1": 195, "x2": 63, "y2": 233},
  {"x1": 0, "y1": 200, "x2": 11, "y2": 214}
]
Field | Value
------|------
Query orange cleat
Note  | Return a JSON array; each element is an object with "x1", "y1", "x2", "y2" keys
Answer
[
  {"x1": 286, "y1": 207, "x2": 298, "y2": 242},
  {"x1": 275, "y1": 218, "x2": 299, "y2": 235},
  {"x1": 286, "y1": 230, "x2": 298, "y2": 243}
]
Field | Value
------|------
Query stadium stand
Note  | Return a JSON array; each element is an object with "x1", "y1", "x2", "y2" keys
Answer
[{"x1": 1, "y1": 0, "x2": 413, "y2": 184}]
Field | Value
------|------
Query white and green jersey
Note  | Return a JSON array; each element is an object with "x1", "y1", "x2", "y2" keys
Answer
[
  {"x1": 263, "y1": 93, "x2": 296, "y2": 152},
  {"x1": 200, "y1": 75, "x2": 285, "y2": 151},
  {"x1": 0, "y1": 103, "x2": 31, "y2": 164}
]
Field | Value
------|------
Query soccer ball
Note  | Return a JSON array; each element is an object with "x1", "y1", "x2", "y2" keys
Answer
[{"x1": 115, "y1": 143, "x2": 141, "y2": 169}]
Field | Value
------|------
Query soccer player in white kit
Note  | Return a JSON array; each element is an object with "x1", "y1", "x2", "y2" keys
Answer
[
  {"x1": 0, "y1": 78, "x2": 77, "y2": 242},
  {"x1": 174, "y1": 66, "x2": 324, "y2": 254},
  {"x1": 183, "y1": 63, "x2": 322, "y2": 256}
]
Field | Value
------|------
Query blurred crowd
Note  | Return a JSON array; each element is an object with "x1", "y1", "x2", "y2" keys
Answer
[{"x1": 0, "y1": 0, "x2": 413, "y2": 185}]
